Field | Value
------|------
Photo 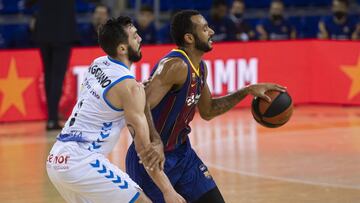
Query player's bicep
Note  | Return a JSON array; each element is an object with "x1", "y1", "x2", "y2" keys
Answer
[
  {"x1": 121, "y1": 82, "x2": 146, "y2": 125},
  {"x1": 121, "y1": 84, "x2": 152, "y2": 152},
  {"x1": 145, "y1": 76, "x2": 172, "y2": 109},
  {"x1": 108, "y1": 80, "x2": 146, "y2": 130},
  {"x1": 146, "y1": 58, "x2": 187, "y2": 108}
]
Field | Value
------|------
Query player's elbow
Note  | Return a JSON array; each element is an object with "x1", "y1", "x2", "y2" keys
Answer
[{"x1": 200, "y1": 111, "x2": 214, "y2": 121}]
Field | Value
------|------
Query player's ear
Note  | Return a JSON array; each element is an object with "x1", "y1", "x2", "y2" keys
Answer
[
  {"x1": 117, "y1": 44, "x2": 127, "y2": 55},
  {"x1": 184, "y1": 33, "x2": 194, "y2": 44}
]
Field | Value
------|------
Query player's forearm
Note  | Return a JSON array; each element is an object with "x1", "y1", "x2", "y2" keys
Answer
[
  {"x1": 145, "y1": 168, "x2": 175, "y2": 194},
  {"x1": 206, "y1": 86, "x2": 250, "y2": 119},
  {"x1": 144, "y1": 102, "x2": 162, "y2": 143},
  {"x1": 128, "y1": 116, "x2": 151, "y2": 152}
]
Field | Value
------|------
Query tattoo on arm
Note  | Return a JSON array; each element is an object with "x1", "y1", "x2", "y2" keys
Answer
[{"x1": 210, "y1": 88, "x2": 249, "y2": 117}]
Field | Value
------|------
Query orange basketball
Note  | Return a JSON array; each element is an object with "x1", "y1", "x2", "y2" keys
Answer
[{"x1": 251, "y1": 90, "x2": 293, "y2": 128}]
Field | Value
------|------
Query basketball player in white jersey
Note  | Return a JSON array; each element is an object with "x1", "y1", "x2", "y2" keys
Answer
[{"x1": 46, "y1": 16, "x2": 186, "y2": 203}]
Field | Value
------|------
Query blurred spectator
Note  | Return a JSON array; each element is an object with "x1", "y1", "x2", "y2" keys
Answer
[
  {"x1": 26, "y1": 0, "x2": 78, "y2": 130},
  {"x1": 0, "y1": 27, "x2": 8, "y2": 48},
  {"x1": 133, "y1": 5, "x2": 157, "y2": 44},
  {"x1": 79, "y1": 4, "x2": 110, "y2": 46},
  {"x1": 11, "y1": 24, "x2": 33, "y2": 48},
  {"x1": 0, "y1": 22, "x2": 33, "y2": 49},
  {"x1": 229, "y1": 0, "x2": 255, "y2": 41},
  {"x1": 256, "y1": 0, "x2": 296, "y2": 40},
  {"x1": 29, "y1": 14, "x2": 37, "y2": 33},
  {"x1": 157, "y1": 10, "x2": 178, "y2": 44},
  {"x1": 206, "y1": 0, "x2": 237, "y2": 42},
  {"x1": 318, "y1": 0, "x2": 360, "y2": 40}
]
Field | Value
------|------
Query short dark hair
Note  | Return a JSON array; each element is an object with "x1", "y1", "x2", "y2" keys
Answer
[
  {"x1": 170, "y1": 10, "x2": 200, "y2": 47},
  {"x1": 98, "y1": 16, "x2": 132, "y2": 57},
  {"x1": 212, "y1": 0, "x2": 228, "y2": 8},
  {"x1": 271, "y1": 0, "x2": 284, "y2": 5},
  {"x1": 334, "y1": 0, "x2": 349, "y2": 6},
  {"x1": 233, "y1": 0, "x2": 244, "y2": 3},
  {"x1": 140, "y1": 5, "x2": 154, "y2": 13},
  {"x1": 95, "y1": 3, "x2": 110, "y2": 14}
]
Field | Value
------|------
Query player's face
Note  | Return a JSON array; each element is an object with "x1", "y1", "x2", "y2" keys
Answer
[
  {"x1": 270, "y1": 2, "x2": 284, "y2": 17},
  {"x1": 213, "y1": 5, "x2": 228, "y2": 19},
  {"x1": 93, "y1": 6, "x2": 109, "y2": 26},
  {"x1": 191, "y1": 15, "x2": 214, "y2": 53},
  {"x1": 126, "y1": 25, "x2": 142, "y2": 62},
  {"x1": 231, "y1": 1, "x2": 245, "y2": 16}
]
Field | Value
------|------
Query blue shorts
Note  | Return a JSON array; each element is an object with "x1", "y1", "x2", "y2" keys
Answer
[{"x1": 125, "y1": 140, "x2": 217, "y2": 203}]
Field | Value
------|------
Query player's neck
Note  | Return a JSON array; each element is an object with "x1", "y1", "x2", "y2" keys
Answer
[
  {"x1": 181, "y1": 47, "x2": 203, "y2": 66},
  {"x1": 112, "y1": 56, "x2": 132, "y2": 69}
]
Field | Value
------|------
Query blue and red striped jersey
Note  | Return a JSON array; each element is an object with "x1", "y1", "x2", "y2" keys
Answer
[{"x1": 150, "y1": 49, "x2": 206, "y2": 152}]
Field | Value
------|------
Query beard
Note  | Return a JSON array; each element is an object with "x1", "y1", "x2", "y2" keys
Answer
[
  {"x1": 334, "y1": 11, "x2": 347, "y2": 20},
  {"x1": 194, "y1": 34, "x2": 212, "y2": 53},
  {"x1": 128, "y1": 45, "x2": 142, "y2": 62},
  {"x1": 271, "y1": 14, "x2": 284, "y2": 22}
]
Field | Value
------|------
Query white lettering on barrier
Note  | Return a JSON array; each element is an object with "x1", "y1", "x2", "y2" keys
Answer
[
  {"x1": 204, "y1": 60, "x2": 213, "y2": 92},
  {"x1": 73, "y1": 66, "x2": 88, "y2": 97},
  {"x1": 73, "y1": 59, "x2": 258, "y2": 97},
  {"x1": 140, "y1": 63, "x2": 150, "y2": 82},
  {"x1": 214, "y1": 59, "x2": 236, "y2": 94},
  {"x1": 237, "y1": 58, "x2": 258, "y2": 88}
]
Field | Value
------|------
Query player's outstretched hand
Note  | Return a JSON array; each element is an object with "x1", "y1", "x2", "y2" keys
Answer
[
  {"x1": 138, "y1": 140, "x2": 165, "y2": 171},
  {"x1": 247, "y1": 83, "x2": 286, "y2": 102},
  {"x1": 163, "y1": 189, "x2": 186, "y2": 203}
]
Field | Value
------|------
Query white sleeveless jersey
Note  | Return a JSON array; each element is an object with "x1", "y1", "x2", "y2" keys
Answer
[{"x1": 58, "y1": 56, "x2": 135, "y2": 155}]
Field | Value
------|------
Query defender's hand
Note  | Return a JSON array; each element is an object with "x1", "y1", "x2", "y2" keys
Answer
[
  {"x1": 138, "y1": 140, "x2": 165, "y2": 171},
  {"x1": 247, "y1": 83, "x2": 286, "y2": 102}
]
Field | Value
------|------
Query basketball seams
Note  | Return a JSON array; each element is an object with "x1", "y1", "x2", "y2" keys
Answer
[
  {"x1": 259, "y1": 91, "x2": 280, "y2": 115},
  {"x1": 262, "y1": 104, "x2": 293, "y2": 125},
  {"x1": 263, "y1": 92, "x2": 291, "y2": 117},
  {"x1": 251, "y1": 90, "x2": 293, "y2": 128}
]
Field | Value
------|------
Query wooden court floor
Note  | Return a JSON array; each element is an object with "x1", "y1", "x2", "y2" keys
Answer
[{"x1": 1, "y1": 105, "x2": 360, "y2": 203}]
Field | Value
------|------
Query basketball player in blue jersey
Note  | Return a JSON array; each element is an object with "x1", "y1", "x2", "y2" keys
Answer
[
  {"x1": 46, "y1": 16, "x2": 185, "y2": 203},
  {"x1": 126, "y1": 10, "x2": 286, "y2": 202}
]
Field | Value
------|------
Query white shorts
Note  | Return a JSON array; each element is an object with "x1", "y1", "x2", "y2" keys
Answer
[{"x1": 46, "y1": 141, "x2": 141, "y2": 203}]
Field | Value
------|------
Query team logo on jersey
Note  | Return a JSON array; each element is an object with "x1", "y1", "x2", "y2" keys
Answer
[
  {"x1": 89, "y1": 65, "x2": 111, "y2": 88},
  {"x1": 103, "y1": 61, "x2": 110, "y2": 66},
  {"x1": 199, "y1": 164, "x2": 212, "y2": 179},
  {"x1": 186, "y1": 93, "x2": 201, "y2": 106}
]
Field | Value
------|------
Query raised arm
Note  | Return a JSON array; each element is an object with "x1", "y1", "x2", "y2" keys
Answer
[
  {"x1": 318, "y1": 21, "x2": 329, "y2": 39},
  {"x1": 256, "y1": 24, "x2": 268, "y2": 40},
  {"x1": 197, "y1": 64, "x2": 286, "y2": 121},
  {"x1": 352, "y1": 23, "x2": 360, "y2": 40}
]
